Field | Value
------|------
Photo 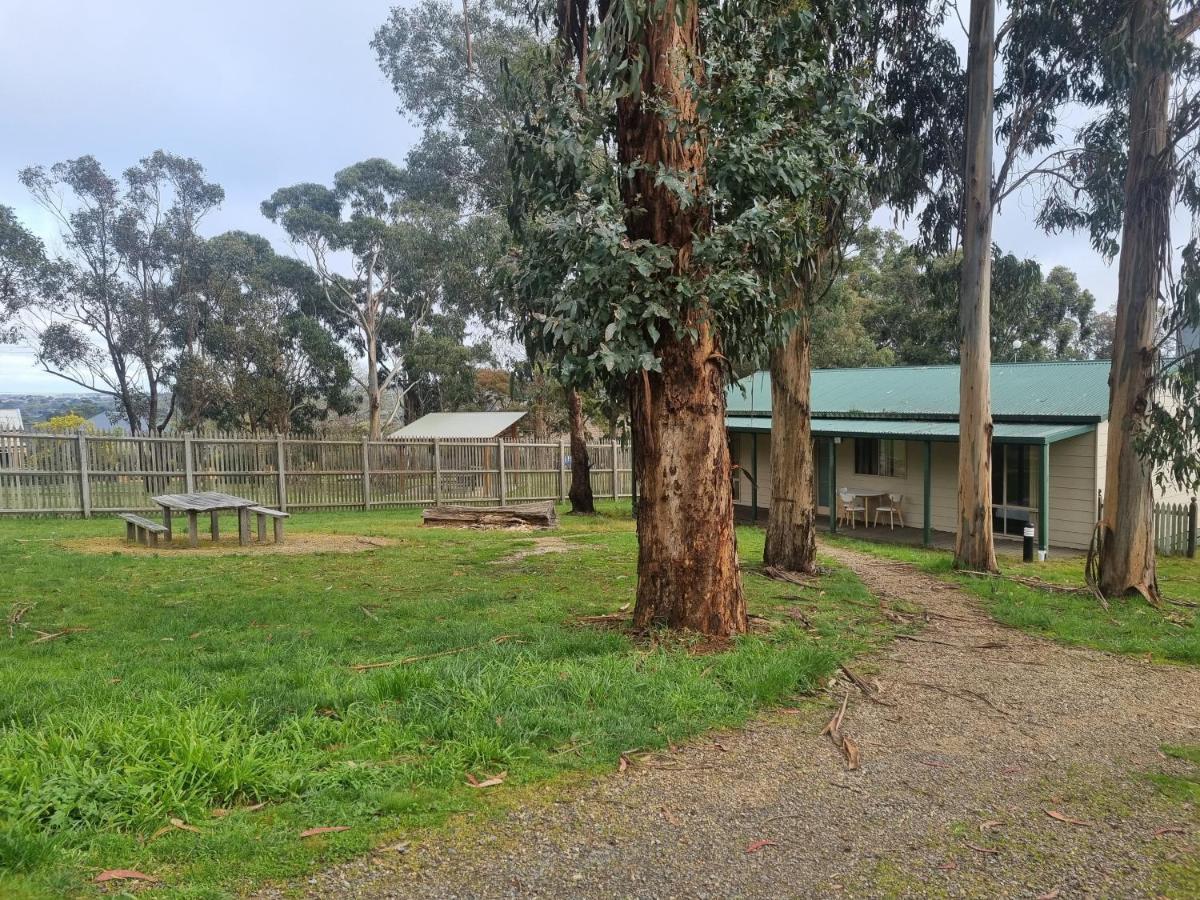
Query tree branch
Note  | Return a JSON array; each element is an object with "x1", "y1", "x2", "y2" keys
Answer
[{"x1": 1174, "y1": 3, "x2": 1200, "y2": 39}]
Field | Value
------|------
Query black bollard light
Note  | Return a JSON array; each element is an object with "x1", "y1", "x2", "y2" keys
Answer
[{"x1": 1023, "y1": 524, "x2": 1035, "y2": 563}]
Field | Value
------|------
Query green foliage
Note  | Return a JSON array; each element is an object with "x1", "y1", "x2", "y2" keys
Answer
[
  {"x1": 263, "y1": 159, "x2": 497, "y2": 433},
  {"x1": 1018, "y1": 0, "x2": 1200, "y2": 490},
  {"x1": 8, "y1": 153, "x2": 224, "y2": 434},
  {"x1": 0, "y1": 508, "x2": 895, "y2": 896},
  {"x1": 813, "y1": 230, "x2": 1104, "y2": 366},
  {"x1": 173, "y1": 231, "x2": 355, "y2": 433},
  {"x1": 503, "y1": 0, "x2": 876, "y2": 391},
  {"x1": 0, "y1": 205, "x2": 46, "y2": 345},
  {"x1": 373, "y1": 0, "x2": 538, "y2": 212}
]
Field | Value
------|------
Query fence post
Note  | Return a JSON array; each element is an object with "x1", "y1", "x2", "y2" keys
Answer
[
  {"x1": 183, "y1": 433, "x2": 195, "y2": 493},
  {"x1": 611, "y1": 438, "x2": 619, "y2": 500},
  {"x1": 558, "y1": 438, "x2": 567, "y2": 502},
  {"x1": 275, "y1": 434, "x2": 288, "y2": 512},
  {"x1": 361, "y1": 436, "x2": 372, "y2": 510},
  {"x1": 498, "y1": 438, "x2": 507, "y2": 505},
  {"x1": 77, "y1": 432, "x2": 91, "y2": 518},
  {"x1": 433, "y1": 439, "x2": 442, "y2": 506},
  {"x1": 1189, "y1": 497, "x2": 1197, "y2": 559}
]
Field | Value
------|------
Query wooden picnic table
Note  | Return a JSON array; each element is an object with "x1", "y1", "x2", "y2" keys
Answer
[{"x1": 151, "y1": 491, "x2": 258, "y2": 548}]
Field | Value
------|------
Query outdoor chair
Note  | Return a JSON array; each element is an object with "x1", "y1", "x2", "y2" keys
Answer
[
  {"x1": 838, "y1": 488, "x2": 865, "y2": 529},
  {"x1": 874, "y1": 492, "x2": 905, "y2": 529}
]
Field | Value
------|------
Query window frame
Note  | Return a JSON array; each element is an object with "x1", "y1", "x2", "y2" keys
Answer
[{"x1": 853, "y1": 438, "x2": 906, "y2": 478}]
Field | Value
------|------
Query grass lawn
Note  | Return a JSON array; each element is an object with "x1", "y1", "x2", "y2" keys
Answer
[
  {"x1": 0, "y1": 505, "x2": 896, "y2": 898},
  {"x1": 825, "y1": 534, "x2": 1200, "y2": 664}
]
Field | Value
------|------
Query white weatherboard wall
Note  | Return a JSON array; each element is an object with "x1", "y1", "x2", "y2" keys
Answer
[
  {"x1": 731, "y1": 430, "x2": 1104, "y2": 551},
  {"x1": 732, "y1": 432, "x2": 772, "y2": 508},
  {"x1": 1094, "y1": 418, "x2": 1194, "y2": 509}
]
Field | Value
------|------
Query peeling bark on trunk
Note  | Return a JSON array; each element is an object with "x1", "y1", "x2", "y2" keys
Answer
[
  {"x1": 954, "y1": 0, "x2": 999, "y2": 574},
  {"x1": 616, "y1": 0, "x2": 746, "y2": 636},
  {"x1": 1098, "y1": 0, "x2": 1169, "y2": 601},
  {"x1": 567, "y1": 387, "x2": 595, "y2": 513},
  {"x1": 763, "y1": 309, "x2": 817, "y2": 574},
  {"x1": 630, "y1": 328, "x2": 745, "y2": 634}
]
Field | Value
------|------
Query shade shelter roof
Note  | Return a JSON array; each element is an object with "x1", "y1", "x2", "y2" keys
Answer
[{"x1": 389, "y1": 412, "x2": 527, "y2": 439}]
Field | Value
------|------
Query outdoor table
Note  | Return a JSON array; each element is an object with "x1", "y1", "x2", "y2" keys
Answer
[
  {"x1": 847, "y1": 488, "x2": 890, "y2": 527},
  {"x1": 151, "y1": 491, "x2": 258, "y2": 548}
]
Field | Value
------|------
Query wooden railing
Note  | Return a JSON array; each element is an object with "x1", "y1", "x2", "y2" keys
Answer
[{"x1": 0, "y1": 431, "x2": 632, "y2": 517}]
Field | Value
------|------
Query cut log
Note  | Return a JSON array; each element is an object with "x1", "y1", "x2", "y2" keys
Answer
[{"x1": 422, "y1": 501, "x2": 558, "y2": 529}]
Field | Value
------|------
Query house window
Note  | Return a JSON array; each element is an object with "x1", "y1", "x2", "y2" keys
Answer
[{"x1": 853, "y1": 438, "x2": 906, "y2": 477}]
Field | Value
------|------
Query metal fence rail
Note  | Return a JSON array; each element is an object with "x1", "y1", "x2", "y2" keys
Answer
[{"x1": 0, "y1": 431, "x2": 632, "y2": 517}]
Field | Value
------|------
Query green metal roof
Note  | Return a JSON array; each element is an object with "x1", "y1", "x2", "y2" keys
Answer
[
  {"x1": 726, "y1": 416, "x2": 1094, "y2": 445},
  {"x1": 727, "y1": 360, "x2": 1111, "y2": 423}
]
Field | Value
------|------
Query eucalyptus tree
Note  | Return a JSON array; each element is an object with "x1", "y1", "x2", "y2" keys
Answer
[
  {"x1": 955, "y1": 0, "x2": 999, "y2": 572},
  {"x1": 8, "y1": 152, "x2": 222, "y2": 434},
  {"x1": 174, "y1": 231, "x2": 355, "y2": 433},
  {"x1": 504, "y1": 0, "x2": 872, "y2": 634},
  {"x1": 895, "y1": 0, "x2": 1122, "y2": 571},
  {"x1": 375, "y1": 0, "x2": 599, "y2": 513},
  {"x1": 0, "y1": 206, "x2": 46, "y2": 344},
  {"x1": 755, "y1": 0, "x2": 961, "y2": 573},
  {"x1": 1031, "y1": 0, "x2": 1200, "y2": 600},
  {"x1": 263, "y1": 159, "x2": 484, "y2": 439}
]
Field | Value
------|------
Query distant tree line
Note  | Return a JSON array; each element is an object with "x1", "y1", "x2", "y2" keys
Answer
[{"x1": 811, "y1": 229, "x2": 1113, "y2": 369}]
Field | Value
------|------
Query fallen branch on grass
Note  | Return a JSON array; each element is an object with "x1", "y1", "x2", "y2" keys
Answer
[
  {"x1": 350, "y1": 635, "x2": 517, "y2": 671},
  {"x1": 7, "y1": 602, "x2": 33, "y2": 638},
  {"x1": 31, "y1": 627, "x2": 88, "y2": 644}
]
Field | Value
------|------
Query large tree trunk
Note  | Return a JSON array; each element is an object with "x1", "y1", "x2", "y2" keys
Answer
[
  {"x1": 1098, "y1": 0, "x2": 1170, "y2": 601},
  {"x1": 630, "y1": 328, "x2": 745, "y2": 634},
  {"x1": 616, "y1": 0, "x2": 746, "y2": 636},
  {"x1": 566, "y1": 387, "x2": 595, "y2": 513},
  {"x1": 954, "y1": 0, "x2": 999, "y2": 573},
  {"x1": 763, "y1": 308, "x2": 817, "y2": 573}
]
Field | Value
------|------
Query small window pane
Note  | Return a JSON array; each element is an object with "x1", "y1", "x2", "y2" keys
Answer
[
  {"x1": 854, "y1": 439, "x2": 879, "y2": 475},
  {"x1": 883, "y1": 440, "x2": 907, "y2": 478}
]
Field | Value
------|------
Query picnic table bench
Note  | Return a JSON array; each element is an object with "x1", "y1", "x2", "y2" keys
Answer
[
  {"x1": 118, "y1": 513, "x2": 168, "y2": 546},
  {"x1": 248, "y1": 505, "x2": 289, "y2": 543}
]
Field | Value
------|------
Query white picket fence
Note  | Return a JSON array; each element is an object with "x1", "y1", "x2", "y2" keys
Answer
[
  {"x1": 1154, "y1": 499, "x2": 1198, "y2": 557},
  {"x1": 0, "y1": 431, "x2": 632, "y2": 517}
]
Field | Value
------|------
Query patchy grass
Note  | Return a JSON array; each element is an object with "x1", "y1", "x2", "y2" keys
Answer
[
  {"x1": 1151, "y1": 745, "x2": 1200, "y2": 805},
  {"x1": 1148, "y1": 746, "x2": 1200, "y2": 896},
  {"x1": 0, "y1": 505, "x2": 894, "y2": 898},
  {"x1": 824, "y1": 534, "x2": 1200, "y2": 664}
]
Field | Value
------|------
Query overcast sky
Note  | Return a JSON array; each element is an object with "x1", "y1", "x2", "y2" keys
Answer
[{"x1": 0, "y1": 1, "x2": 1120, "y2": 394}]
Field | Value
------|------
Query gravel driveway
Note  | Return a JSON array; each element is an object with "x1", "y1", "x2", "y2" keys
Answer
[{"x1": 260, "y1": 544, "x2": 1200, "y2": 899}]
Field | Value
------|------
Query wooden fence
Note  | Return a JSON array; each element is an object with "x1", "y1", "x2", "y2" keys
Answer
[
  {"x1": 1154, "y1": 498, "x2": 1198, "y2": 557},
  {"x1": 0, "y1": 431, "x2": 633, "y2": 517}
]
